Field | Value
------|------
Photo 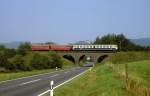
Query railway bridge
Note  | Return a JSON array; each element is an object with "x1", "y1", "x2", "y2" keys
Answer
[
  {"x1": 57, "y1": 51, "x2": 115, "y2": 65},
  {"x1": 31, "y1": 44, "x2": 118, "y2": 65}
]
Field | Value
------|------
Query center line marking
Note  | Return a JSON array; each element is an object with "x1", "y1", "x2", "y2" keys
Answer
[
  {"x1": 50, "y1": 74, "x2": 59, "y2": 77},
  {"x1": 19, "y1": 79, "x2": 41, "y2": 86}
]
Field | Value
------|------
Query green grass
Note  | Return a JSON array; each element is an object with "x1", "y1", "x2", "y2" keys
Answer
[
  {"x1": 44, "y1": 65, "x2": 132, "y2": 96},
  {"x1": 118, "y1": 60, "x2": 150, "y2": 88},
  {"x1": 108, "y1": 51, "x2": 150, "y2": 64}
]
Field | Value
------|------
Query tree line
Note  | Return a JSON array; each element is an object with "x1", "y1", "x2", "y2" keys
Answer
[
  {"x1": 94, "y1": 34, "x2": 150, "y2": 51},
  {"x1": 0, "y1": 42, "x2": 62, "y2": 72}
]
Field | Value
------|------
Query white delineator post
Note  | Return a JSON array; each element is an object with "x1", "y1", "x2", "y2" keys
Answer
[
  {"x1": 50, "y1": 81, "x2": 54, "y2": 96},
  {"x1": 56, "y1": 67, "x2": 58, "y2": 70}
]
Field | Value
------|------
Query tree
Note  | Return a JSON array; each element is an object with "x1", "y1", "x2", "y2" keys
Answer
[
  {"x1": 4, "y1": 48, "x2": 17, "y2": 58},
  {"x1": 93, "y1": 33, "x2": 144, "y2": 51},
  {"x1": 17, "y1": 42, "x2": 31, "y2": 55},
  {"x1": 0, "y1": 45, "x2": 5, "y2": 51},
  {"x1": 11, "y1": 55, "x2": 28, "y2": 71},
  {"x1": 0, "y1": 53, "x2": 10, "y2": 71}
]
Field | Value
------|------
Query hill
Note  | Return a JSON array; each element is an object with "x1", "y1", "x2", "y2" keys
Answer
[
  {"x1": 0, "y1": 42, "x2": 22, "y2": 49},
  {"x1": 130, "y1": 37, "x2": 150, "y2": 46}
]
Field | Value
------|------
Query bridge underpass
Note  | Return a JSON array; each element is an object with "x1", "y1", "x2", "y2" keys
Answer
[{"x1": 57, "y1": 51, "x2": 115, "y2": 66}]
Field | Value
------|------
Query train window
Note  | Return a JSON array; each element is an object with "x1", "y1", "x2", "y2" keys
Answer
[
  {"x1": 82, "y1": 45, "x2": 84, "y2": 48},
  {"x1": 103, "y1": 45, "x2": 106, "y2": 48},
  {"x1": 78, "y1": 45, "x2": 80, "y2": 48},
  {"x1": 90, "y1": 45, "x2": 93, "y2": 48},
  {"x1": 94, "y1": 45, "x2": 97, "y2": 48},
  {"x1": 85, "y1": 45, "x2": 88, "y2": 48}
]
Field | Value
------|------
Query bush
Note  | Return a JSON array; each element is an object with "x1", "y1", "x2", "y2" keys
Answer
[
  {"x1": 0, "y1": 53, "x2": 9, "y2": 69},
  {"x1": 10, "y1": 55, "x2": 31, "y2": 71},
  {"x1": 51, "y1": 53, "x2": 63, "y2": 68},
  {"x1": 4, "y1": 48, "x2": 17, "y2": 58},
  {"x1": 17, "y1": 42, "x2": 31, "y2": 56},
  {"x1": 30, "y1": 53, "x2": 51, "y2": 70}
]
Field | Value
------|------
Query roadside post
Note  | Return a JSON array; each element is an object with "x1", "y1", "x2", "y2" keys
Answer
[
  {"x1": 56, "y1": 67, "x2": 58, "y2": 71},
  {"x1": 50, "y1": 81, "x2": 54, "y2": 96},
  {"x1": 125, "y1": 63, "x2": 128, "y2": 84}
]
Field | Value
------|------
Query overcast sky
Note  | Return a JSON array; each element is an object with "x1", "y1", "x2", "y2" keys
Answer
[{"x1": 0, "y1": 0, "x2": 150, "y2": 44}]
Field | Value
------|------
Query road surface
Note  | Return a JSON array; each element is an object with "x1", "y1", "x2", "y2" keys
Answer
[{"x1": 0, "y1": 67, "x2": 89, "y2": 96}]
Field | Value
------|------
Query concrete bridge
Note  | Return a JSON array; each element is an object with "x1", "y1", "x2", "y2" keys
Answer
[{"x1": 56, "y1": 51, "x2": 115, "y2": 65}]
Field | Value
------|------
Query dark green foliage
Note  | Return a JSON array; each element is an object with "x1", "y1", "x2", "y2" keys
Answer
[
  {"x1": 51, "y1": 53, "x2": 63, "y2": 68},
  {"x1": 10, "y1": 55, "x2": 29, "y2": 71},
  {"x1": 0, "y1": 45, "x2": 5, "y2": 51},
  {"x1": 6, "y1": 55, "x2": 31, "y2": 71},
  {"x1": 30, "y1": 53, "x2": 51, "y2": 70},
  {"x1": 17, "y1": 42, "x2": 31, "y2": 56},
  {"x1": 94, "y1": 33, "x2": 150, "y2": 51},
  {"x1": 0, "y1": 53, "x2": 9, "y2": 68},
  {"x1": 30, "y1": 52, "x2": 63, "y2": 70},
  {"x1": 0, "y1": 53, "x2": 11, "y2": 72},
  {"x1": 4, "y1": 49, "x2": 17, "y2": 58}
]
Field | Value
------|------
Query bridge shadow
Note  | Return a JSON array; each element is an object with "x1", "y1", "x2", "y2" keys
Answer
[
  {"x1": 63, "y1": 55, "x2": 75, "y2": 64},
  {"x1": 97, "y1": 55, "x2": 108, "y2": 63}
]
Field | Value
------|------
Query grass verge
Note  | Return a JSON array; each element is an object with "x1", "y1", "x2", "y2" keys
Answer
[
  {"x1": 44, "y1": 64, "x2": 132, "y2": 96},
  {"x1": 110, "y1": 60, "x2": 150, "y2": 96}
]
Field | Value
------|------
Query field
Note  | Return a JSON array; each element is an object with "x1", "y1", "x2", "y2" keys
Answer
[{"x1": 114, "y1": 60, "x2": 150, "y2": 96}]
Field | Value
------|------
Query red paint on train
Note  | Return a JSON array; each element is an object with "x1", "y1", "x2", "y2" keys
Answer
[{"x1": 31, "y1": 44, "x2": 72, "y2": 51}]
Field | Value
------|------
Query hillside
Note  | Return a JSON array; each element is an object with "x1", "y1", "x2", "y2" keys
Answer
[
  {"x1": 130, "y1": 37, "x2": 150, "y2": 46},
  {"x1": 0, "y1": 41, "x2": 22, "y2": 49}
]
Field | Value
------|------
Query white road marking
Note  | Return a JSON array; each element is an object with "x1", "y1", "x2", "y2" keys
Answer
[
  {"x1": 38, "y1": 68, "x2": 90, "y2": 96},
  {"x1": 19, "y1": 79, "x2": 41, "y2": 86},
  {"x1": 50, "y1": 74, "x2": 59, "y2": 77},
  {"x1": 0, "y1": 70, "x2": 65, "y2": 84},
  {"x1": 64, "y1": 71, "x2": 69, "y2": 73}
]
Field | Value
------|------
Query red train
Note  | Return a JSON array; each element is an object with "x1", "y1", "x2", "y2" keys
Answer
[
  {"x1": 31, "y1": 44, "x2": 118, "y2": 51},
  {"x1": 31, "y1": 44, "x2": 72, "y2": 51}
]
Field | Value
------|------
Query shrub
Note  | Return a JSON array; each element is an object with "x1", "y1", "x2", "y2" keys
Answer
[
  {"x1": 30, "y1": 53, "x2": 51, "y2": 70},
  {"x1": 4, "y1": 48, "x2": 17, "y2": 58},
  {"x1": 51, "y1": 53, "x2": 63, "y2": 68},
  {"x1": 0, "y1": 53, "x2": 9, "y2": 69},
  {"x1": 10, "y1": 55, "x2": 31, "y2": 71},
  {"x1": 17, "y1": 42, "x2": 31, "y2": 56}
]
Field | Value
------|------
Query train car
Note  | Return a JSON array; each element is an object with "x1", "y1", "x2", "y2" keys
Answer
[
  {"x1": 31, "y1": 44, "x2": 50, "y2": 51},
  {"x1": 72, "y1": 44, "x2": 118, "y2": 51},
  {"x1": 50, "y1": 45, "x2": 72, "y2": 51}
]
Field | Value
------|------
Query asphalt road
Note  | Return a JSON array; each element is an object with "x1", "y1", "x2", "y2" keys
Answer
[{"x1": 0, "y1": 67, "x2": 89, "y2": 96}]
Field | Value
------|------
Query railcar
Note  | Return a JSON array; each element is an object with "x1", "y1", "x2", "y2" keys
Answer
[
  {"x1": 50, "y1": 45, "x2": 72, "y2": 51},
  {"x1": 31, "y1": 44, "x2": 50, "y2": 51},
  {"x1": 72, "y1": 44, "x2": 118, "y2": 51}
]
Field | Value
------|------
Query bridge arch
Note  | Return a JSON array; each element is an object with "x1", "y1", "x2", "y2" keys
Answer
[
  {"x1": 79, "y1": 55, "x2": 86, "y2": 63},
  {"x1": 62, "y1": 54, "x2": 75, "y2": 64},
  {"x1": 97, "y1": 55, "x2": 108, "y2": 63}
]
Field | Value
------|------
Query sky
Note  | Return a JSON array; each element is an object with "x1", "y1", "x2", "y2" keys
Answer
[{"x1": 0, "y1": 0, "x2": 150, "y2": 44}]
